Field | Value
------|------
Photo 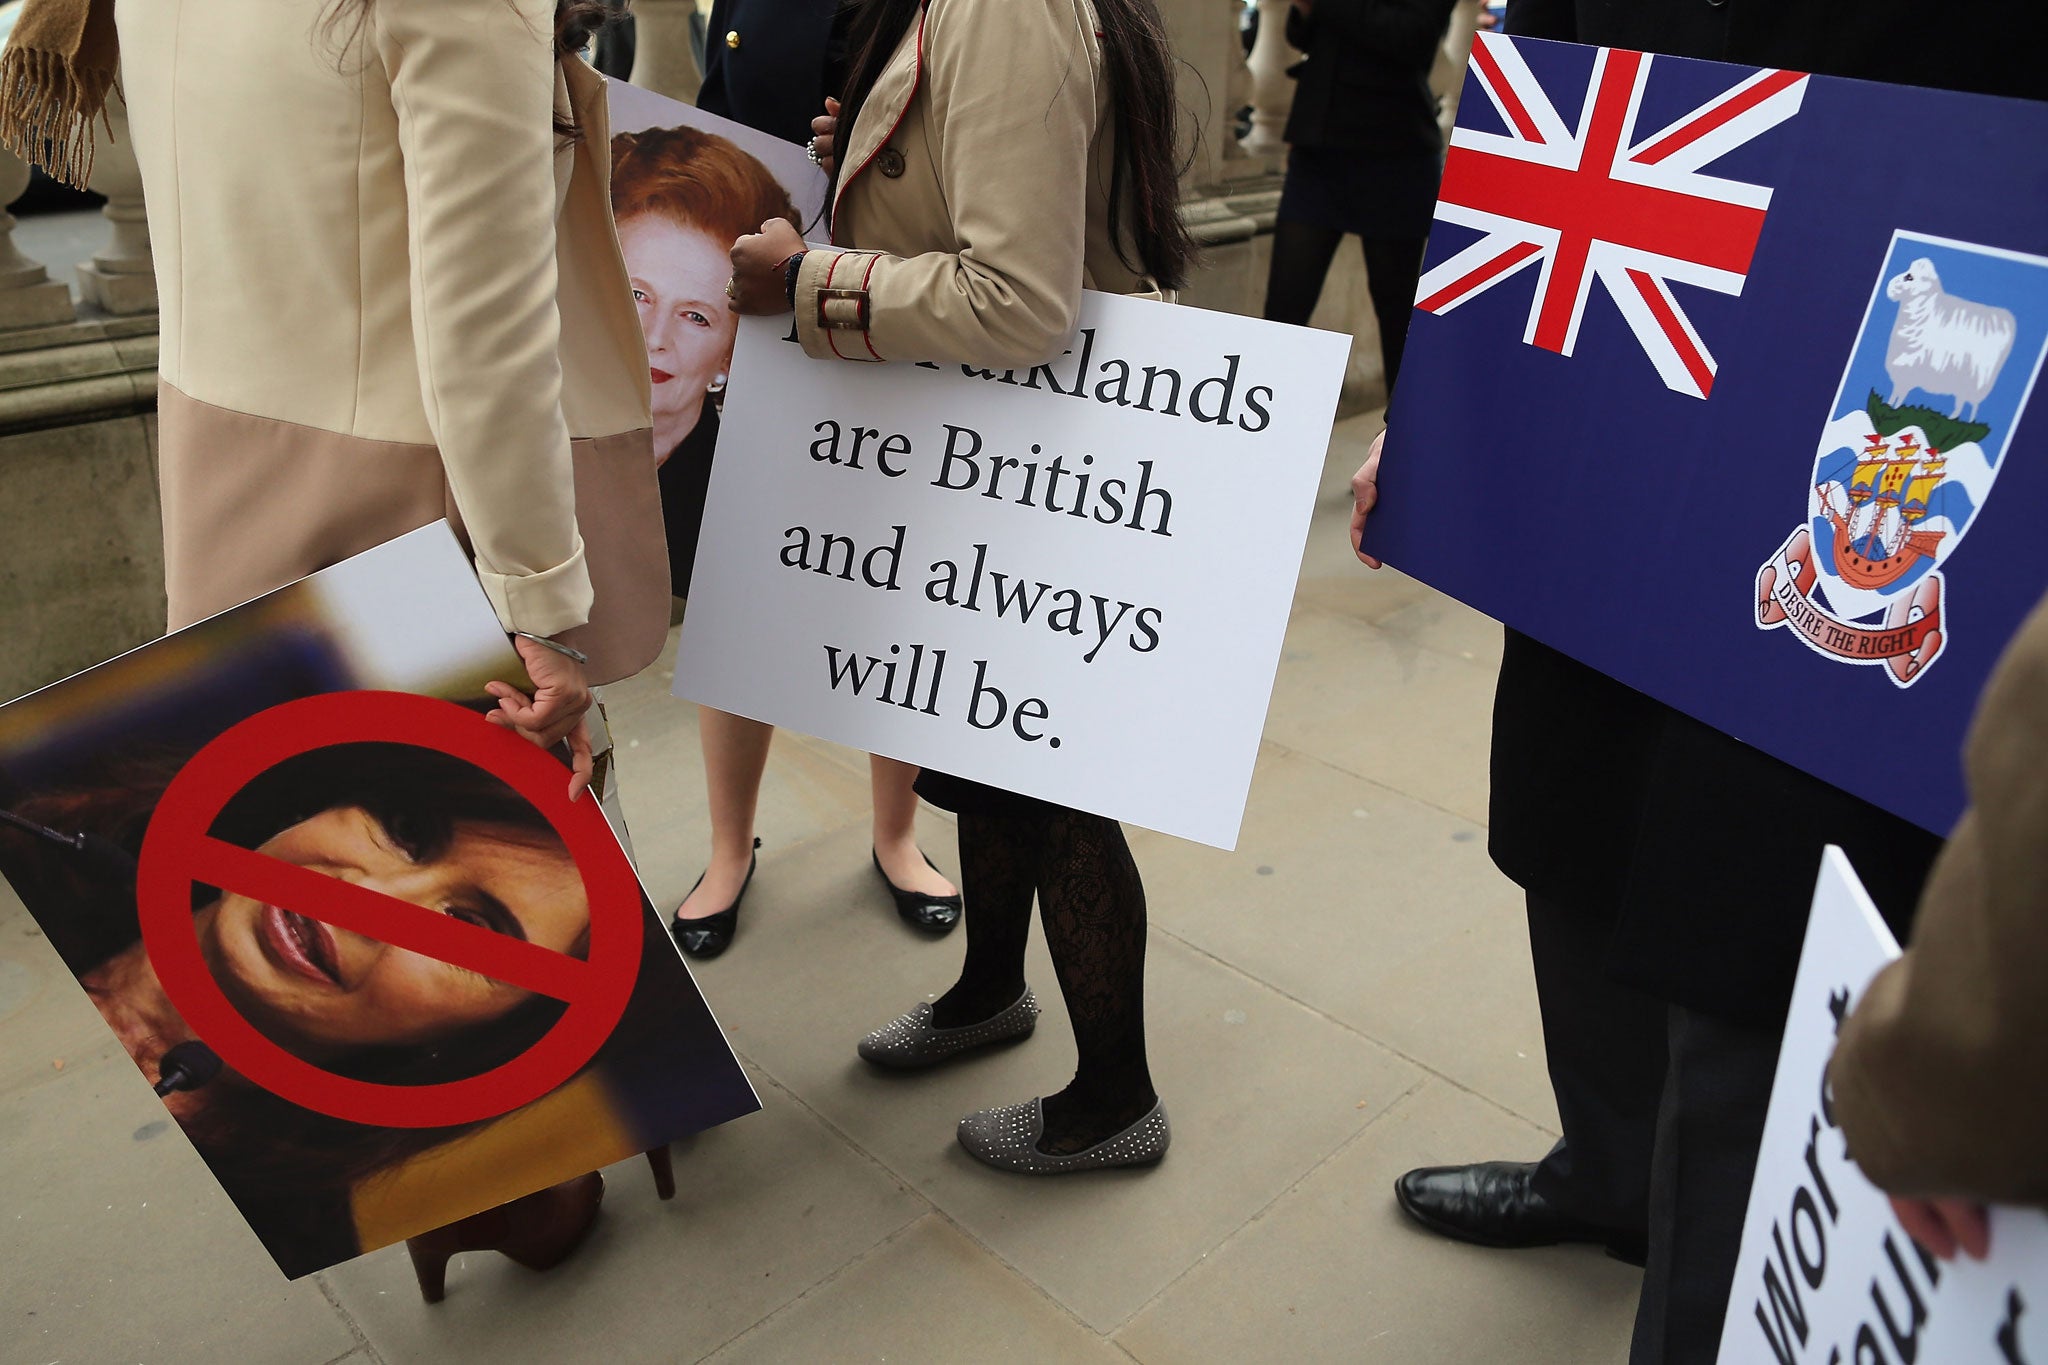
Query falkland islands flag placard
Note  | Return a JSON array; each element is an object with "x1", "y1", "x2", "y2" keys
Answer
[{"x1": 1366, "y1": 34, "x2": 2048, "y2": 835}]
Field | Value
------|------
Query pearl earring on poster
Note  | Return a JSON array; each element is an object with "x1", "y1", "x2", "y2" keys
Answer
[{"x1": 708, "y1": 372, "x2": 728, "y2": 396}]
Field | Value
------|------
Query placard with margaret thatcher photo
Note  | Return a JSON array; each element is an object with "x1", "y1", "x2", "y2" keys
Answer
[{"x1": 601, "y1": 80, "x2": 830, "y2": 600}]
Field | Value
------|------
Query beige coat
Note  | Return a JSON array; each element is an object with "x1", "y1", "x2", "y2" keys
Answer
[
  {"x1": 117, "y1": 0, "x2": 668, "y2": 684},
  {"x1": 792, "y1": 0, "x2": 1154, "y2": 367},
  {"x1": 1832, "y1": 590, "x2": 2048, "y2": 1208}
]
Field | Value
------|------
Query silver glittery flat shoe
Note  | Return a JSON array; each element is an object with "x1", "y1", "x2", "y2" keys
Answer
[
  {"x1": 956, "y1": 1098, "x2": 1170, "y2": 1174},
  {"x1": 856, "y1": 988, "x2": 1040, "y2": 1069}
]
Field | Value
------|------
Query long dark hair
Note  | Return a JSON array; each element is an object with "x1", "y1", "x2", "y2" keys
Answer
[
  {"x1": 0, "y1": 742, "x2": 612, "y2": 1276},
  {"x1": 836, "y1": 0, "x2": 1196, "y2": 290}
]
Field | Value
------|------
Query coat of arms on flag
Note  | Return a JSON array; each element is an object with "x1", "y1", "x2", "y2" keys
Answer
[
  {"x1": 1417, "y1": 32, "x2": 1807, "y2": 399},
  {"x1": 1757, "y1": 234, "x2": 2048, "y2": 685}
]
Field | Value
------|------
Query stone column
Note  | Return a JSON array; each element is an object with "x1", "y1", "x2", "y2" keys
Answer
[
  {"x1": 1238, "y1": 0, "x2": 1298, "y2": 166},
  {"x1": 1157, "y1": 0, "x2": 1261, "y2": 191},
  {"x1": 76, "y1": 90, "x2": 155, "y2": 316},
  {"x1": 1219, "y1": 2, "x2": 1254, "y2": 168},
  {"x1": 1433, "y1": 0, "x2": 1484, "y2": 139},
  {"x1": 629, "y1": 0, "x2": 704, "y2": 104},
  {"x1": 0, "y1": 149, "x2": 77, "y2": 330}
]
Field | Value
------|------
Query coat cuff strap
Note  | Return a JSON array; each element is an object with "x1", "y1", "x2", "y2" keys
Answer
[
  {"x1": 476, "y1": 537, "x2": 595, "y2": 638},
  {"x1": 794, "y1": 248, "x2": 887, "y2": 362}
]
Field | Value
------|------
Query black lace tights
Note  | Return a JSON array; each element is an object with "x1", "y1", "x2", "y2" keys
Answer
[{"x1": 930, "y1": 807, "x2": 1157, "y2": 1155}]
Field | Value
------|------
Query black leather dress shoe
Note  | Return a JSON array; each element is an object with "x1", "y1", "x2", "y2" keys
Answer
[
  {"x1": 1393, "y1": 1161, "x2": 1647, "y2": 1265},
  {"x1": 873, "y1": 849, "x2": 962, "y2": 934}
]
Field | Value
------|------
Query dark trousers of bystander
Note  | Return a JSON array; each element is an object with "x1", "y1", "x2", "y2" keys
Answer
[
  {"x1": 1523, "y1": 892, "x2": 1668, "y2": 1244},
  {"x1": 1521, "y1": 892, "x2": 1784, "y2": 1361},
  {"x1": 1630, "y1": 1006, "x2": 1781, "y2": 1365},
  {"x1": 1262, "y1": 220, "x2": 1428, "y2": 392}
]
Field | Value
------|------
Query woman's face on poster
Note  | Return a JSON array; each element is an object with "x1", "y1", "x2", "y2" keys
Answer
[
  {"x1": 197, "y1": 807, "x2": 588, "y2": 1054},
  {"x1": 618, "y1": 212, "x2": 740, "y2": 456}
]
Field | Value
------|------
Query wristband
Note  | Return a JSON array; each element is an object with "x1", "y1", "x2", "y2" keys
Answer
[{"x1": 782, "y1": 251, "x2": 807, "y2": 309}]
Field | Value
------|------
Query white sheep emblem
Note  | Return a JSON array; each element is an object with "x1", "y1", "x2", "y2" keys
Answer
[{"x1": 1884, "y1": 257, "x2": 2016, "y2": 421}]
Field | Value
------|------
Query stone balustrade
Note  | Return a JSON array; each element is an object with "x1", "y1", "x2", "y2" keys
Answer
[
  {"x1": 0, "y1": 83, "x2": 160, "y2": 430},
  {"x1": 0, "y1": 86, "x2": 165, "y2": 703},
  {"x1": 628, "y1": 0, "x2": 703, "y2": 106}
]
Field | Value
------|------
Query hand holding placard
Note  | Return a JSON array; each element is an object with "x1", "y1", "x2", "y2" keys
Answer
[{"x1": 1715, "y1": 850, "x2": 2048, "y2": 1363}]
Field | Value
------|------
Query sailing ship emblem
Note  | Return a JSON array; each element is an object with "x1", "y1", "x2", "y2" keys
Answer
[
  {"x1": 1757, "y1": 232, "x2": 2048, "y2": 686},
  {"x1": 1822, "y1": 432, "x2": 1948, "y2": 591}
]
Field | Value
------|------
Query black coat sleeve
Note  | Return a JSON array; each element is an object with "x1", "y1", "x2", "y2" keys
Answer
[{"x1": 1286, "y1": 5, "x2": 1313, "y2": 51}]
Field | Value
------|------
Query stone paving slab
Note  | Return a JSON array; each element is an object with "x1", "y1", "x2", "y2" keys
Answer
[
  {"x1": 705, "y1": 1215, "x2": 1126, "y2": 1364},
  {"x1": 1115, "y1": 1082, "x2": 1641, "y2": 1364},
  {"x1": 675, "y1": 820, "x2": 1430, "y2": 1332},
  {"x1": 319, "y1": 1065, "x2": 928, "y2": 1365},
  {"x1": 1375, "y1": 592, "x2": 1508, "y2": 667},
  {"x1": 1262, "y1": 605, "x2": 1498, "y2": 826},
  {"x1": 0, "y1": 1043, "x2": 359, "y2": 1365},
  {"x1": 1129, "y1": 743, "x2": 1558, "y2": 1132},
  {"x1": 0, "y1": 882, "x2": 127, "y2": 1104}
]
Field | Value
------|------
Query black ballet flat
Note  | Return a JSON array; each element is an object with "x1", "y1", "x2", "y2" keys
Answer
[
  {"x1": 671, "y1": 838, "x2": 760, "y2": 960},
  {"x1": 873, "y1": 849, "x2": 962, "y2": 934}
]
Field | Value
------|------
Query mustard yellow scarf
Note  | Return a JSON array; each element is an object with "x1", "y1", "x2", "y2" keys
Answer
[{"x1": 0, "y1": 0, "x2": 118, "y2": 187}]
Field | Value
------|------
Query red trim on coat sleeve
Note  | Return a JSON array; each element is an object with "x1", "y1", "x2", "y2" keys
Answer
[
  {"x1": 857, "y1": 254, "x2": 884, "y2": 361},
  {"x1": 822, "y1": 251, "x2": 851, "y2": 362}
]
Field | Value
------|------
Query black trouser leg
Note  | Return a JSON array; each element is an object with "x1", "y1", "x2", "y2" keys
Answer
[
  {"x1": 1262, "y1": 218, "x2": 1346, "y2": 327},
  {"x1": 1034, "y1": 809, "x2": 1156, "y2": 1154},
  {"x1": 1360, "y1": 234, "x2": 1428, "y2": 392},
  {"x1": 930, "y1": 810, "x2": 1044, "y2": 1028},
  {"x1": 1524, "y1": 893, "x2": 1669, "y2": 1238},
  {"x1": 1629, "y1": 1005, "x2": 1781, "y2": 1365}
]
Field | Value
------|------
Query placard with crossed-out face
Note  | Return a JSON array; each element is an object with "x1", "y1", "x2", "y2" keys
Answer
[{"x1": 0, "y1": 525, "x2": 757, "y2": 1278}]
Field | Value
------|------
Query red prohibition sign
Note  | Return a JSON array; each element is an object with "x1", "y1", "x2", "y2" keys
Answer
[{"x1": 136, "y1": 691, "x2": 644, "y2": 1130}]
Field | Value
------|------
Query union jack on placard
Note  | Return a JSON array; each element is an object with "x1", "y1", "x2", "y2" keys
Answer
[{"x1": 1417, "y1": 34, "x2": 1808, "y2": 398}]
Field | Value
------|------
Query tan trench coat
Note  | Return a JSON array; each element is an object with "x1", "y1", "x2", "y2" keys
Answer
[
  {"x1": 793, "y1": 0, "x2": 1156, "y2": 367},
  {"x1": 118, "y1": 0, "x2": 668, "y2": 684}
]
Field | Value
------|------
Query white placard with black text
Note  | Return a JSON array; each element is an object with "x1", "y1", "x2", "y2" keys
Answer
[
  {"x1": 674, "y1": 293, "x2": 1349, "y2": 847},
  {"x1": 1718, "y1": 847, "x2": 2048, "y2": 1364}
]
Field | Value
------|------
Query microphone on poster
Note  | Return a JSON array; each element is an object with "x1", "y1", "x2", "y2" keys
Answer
[
  {"x1": 0, "y1": 807, "x2": 138, "y2": 877},
  {"x1": 153, "y1": 1040, "x2": 223, "y2": 1096}
]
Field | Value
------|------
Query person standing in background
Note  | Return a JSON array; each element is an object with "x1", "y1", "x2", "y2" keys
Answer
[
  {"x1": 698, "y1": 0, "x2": 846, "y2": 149},
  {"x1": 665, "y1": 0, "x2": 964, "y2": 961},
  {"x1": 1261, "y1": 0, "x2": 1458, "y2": 395},
  {"x1": 1373, "y1": 3, "x2": 2041, "y2": 1359},
  {"x1": 728, "y1": 0, "x2": 1194, "y2": 1174},
  {"x1": 4, "y1": 0, "x2": 671, "y2": 1300}
]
